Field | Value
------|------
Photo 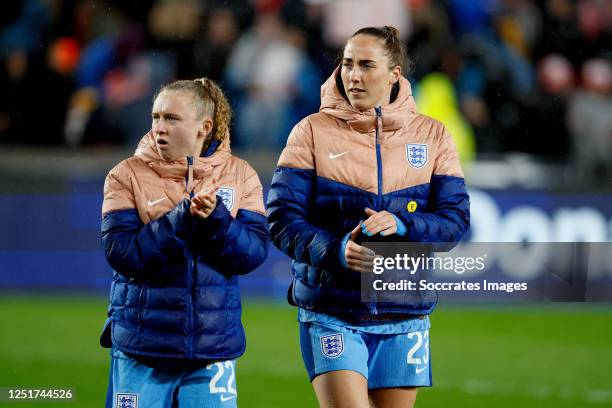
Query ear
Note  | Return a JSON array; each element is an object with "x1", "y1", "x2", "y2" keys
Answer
[
  {"x1": 389, "y1": 65, "x2": 401, "y2": 84},
  {"x1": 199, "y1": 117, "x2": 214, "y2": 138}
]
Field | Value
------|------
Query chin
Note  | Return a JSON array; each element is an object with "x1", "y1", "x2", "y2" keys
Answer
[
  {"x1": 347, "y1": 96, "x2": 370, "y2": 111},
  {"x1": 159, "y1": 152, "x2": 175, "y2": 162},
  {"x1": 351, "y1": 101, "x2": 374, "y2": 111}
]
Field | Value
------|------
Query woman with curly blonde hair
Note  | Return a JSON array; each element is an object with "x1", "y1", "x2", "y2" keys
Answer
[{"x1": 100, "y1": 77, "x2": 270, "y2": 407}]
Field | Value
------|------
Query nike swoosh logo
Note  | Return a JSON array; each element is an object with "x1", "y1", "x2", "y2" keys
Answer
[
  {"x1": 416, "y1": 366, "x2": 426, "y2": 374},
  {"x1": 220, "y1": 395, "x2": 236, "y2": 402},
  {"x1": 147, "y1": 197, "x2": 167, "y2": 206},
  {"x1": 329, "y1": 151, "x2": 349, "y2": 159}
]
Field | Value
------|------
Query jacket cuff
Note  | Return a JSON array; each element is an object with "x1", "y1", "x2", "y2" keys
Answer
[
  {"x1": 391, "y1": 214, "x2": 408, "y2": 236},
  {"x1": 194, "y1": 195, "x2": 232, "y2": 235},
  {"x1": 339, "y1": 232, "x2": 350, "y2": 268}
]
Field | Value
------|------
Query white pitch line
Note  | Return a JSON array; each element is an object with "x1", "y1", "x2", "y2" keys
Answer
[
  {"x1": 434, "y1": 378, "x2": 612, "y2": 405},
  {"x1": 586, "y1": 389, "x2": 612, "y2": 404}
]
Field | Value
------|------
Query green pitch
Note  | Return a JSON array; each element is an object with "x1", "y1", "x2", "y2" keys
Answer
[{"x1": 0, "y1": 296, "x2": 610, "y2": 407}]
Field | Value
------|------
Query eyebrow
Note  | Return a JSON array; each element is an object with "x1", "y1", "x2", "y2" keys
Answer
[
  {"x1": 152, "y1": 112, "x2": 182, "y2": 119},
  {"x1": 342, "y1": 57, "x2": 377, "y2": 64}
]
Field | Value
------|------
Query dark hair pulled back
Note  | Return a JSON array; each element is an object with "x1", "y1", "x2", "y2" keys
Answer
[{"x1": 350, "y1": 25, "x2": 411, "y2": 72}]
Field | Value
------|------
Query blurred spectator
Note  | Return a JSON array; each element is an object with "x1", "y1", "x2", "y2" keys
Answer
[
  {"x1": 225, "y1": 4, "x2": 320, "y2": 148},
  {"x1": 575, "y1": 0, "x2": 612, "y2": 64},
  {"x1": 518, "y1": 54, "x2": 574, "y2": 158},
  {"x1": 0, "y1": 50, "x2": 73, "y2": 145},
  {"x1": 0, "y1": 0, "x2": 48, "y2": 56},
  {"x1": 321, "y1": 0, "x2": 411, "y2": 48},
  {"x1": 454, "y1": 33, "x2": 535, "y2": 155},
  {"x1": 407, "y1": 1, "x2": 453, "y2": 80},
  {"x1": 0, "y1": 0, "x2": 73, "y2": 145},
  {"x1": 533, "y1": 0, "x2": 584, "y2": 65},
  {"x1": 296, "y1": 0, "x2": 334, "y2": 73},
  {"x1": 65, "y1": 3, "x2": 176, "y2": 146},
  {"x1": 415, "y1": 72, "x2": 476, "y2": 167},
  {"x1": 568, "y1": 58, "x2": 612, "y2": 183},
  {"x1": 496, "y1": 0, "x2": 542, "y2": 58},
  {"x1": 147, "y1": 0, "x2": 202, "y2": 78},
  {"x1": 447, "y1": 0, "x2": 498, "y2": 37},
  {"x1": 409, "y1": 0, "x2": 537, "y2": 157},
  {"x1": 191, "y1": 7, "x2": 241, "y2": 82}
]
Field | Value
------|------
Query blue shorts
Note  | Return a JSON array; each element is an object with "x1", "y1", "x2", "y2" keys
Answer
[
  {"x1": 106, "y1": 349, "x2": 238, "y2": 408},
  {"x1": 299, "y1": 319, "x2": 432, "y2": 389}
]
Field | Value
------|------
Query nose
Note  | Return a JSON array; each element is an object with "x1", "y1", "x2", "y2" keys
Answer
[
  {"x1": 153, "y1": 119, "x2": 167, "y2": 135},
  {"x1": 348, "y1": 67, "x2": 362, "y2": 83}
]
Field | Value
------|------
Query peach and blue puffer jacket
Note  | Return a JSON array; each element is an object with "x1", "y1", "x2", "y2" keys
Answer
[
  {"x1": 100, "y1": 133, "x2": 269, "y2": 359},
  {"x1": 267, "y1": 69, "x2": 470, "y2": 316}
]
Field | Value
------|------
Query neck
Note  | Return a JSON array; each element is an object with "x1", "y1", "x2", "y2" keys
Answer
[{"x1": 192, "y1": 137, "x2": 207, "y2": 158}]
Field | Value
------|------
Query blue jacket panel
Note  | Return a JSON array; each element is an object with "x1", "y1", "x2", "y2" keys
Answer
[
  {"x1": 268, "y1": 167, "x2": 470, "y2": 316},
  {"x1": 267, "y1": 71, "x2": 470, "y2": 318},
  {"x1": 101, "y1": 199, "x2": 269, "y2": 359}
]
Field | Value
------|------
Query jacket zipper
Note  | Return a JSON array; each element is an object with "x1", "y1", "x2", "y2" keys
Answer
[
  {"x1": 372, "y1": 107, "x2": 385, "y2": 315},
  {"x1": 136, "y1": 284, "x2": 146, "y2": 325},
  {"x1": 375, "y1": 106, "x2": 383, "y2": 211},
  {"x1": 186, "y1": 155, "x2": 195, "y2": 357}
]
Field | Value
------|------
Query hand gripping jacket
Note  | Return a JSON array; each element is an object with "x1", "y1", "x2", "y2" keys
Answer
[
  {"x1": 100, "y1": 133, "x2": 269, "y2": 359},
  {"x1": 267, "y1": 69, "x2": 470, "y2": 316}
]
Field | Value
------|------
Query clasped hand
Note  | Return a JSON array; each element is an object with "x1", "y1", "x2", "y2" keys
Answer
[
  {"x1": 344, "y1": 208, "x2": 397, "y2": 273},
  {"x1": 190, "y1": 184, "x2": 218, "y2": 219}
]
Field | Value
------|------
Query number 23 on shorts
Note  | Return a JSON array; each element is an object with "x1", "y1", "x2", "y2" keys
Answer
[{"x1": 407, "y1": 329, "x2": 429, "y2": 374}]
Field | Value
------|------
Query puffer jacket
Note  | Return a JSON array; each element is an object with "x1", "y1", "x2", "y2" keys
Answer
[
  {"x1": 100, "y1": 134, "x2": 269, "y2": 359},
  {"x1": 267, "y1": 69, "x2": 470, "y2": 316}
]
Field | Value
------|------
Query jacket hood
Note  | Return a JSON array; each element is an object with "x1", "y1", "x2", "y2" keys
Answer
[
  {"x1": 134, "y1": 131, "x2": 231, "y2": 179},
  {"x1": 319, "y1": 66, "x2": 418, "y2": 133}
]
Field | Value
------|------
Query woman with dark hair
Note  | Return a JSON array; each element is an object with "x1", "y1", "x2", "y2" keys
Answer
[{"x1": 267, "y1": 26, "x2": 470, "y2": 407}]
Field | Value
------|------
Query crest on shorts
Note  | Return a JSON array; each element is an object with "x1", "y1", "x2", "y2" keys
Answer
[
  {"x1": 116, "y1": 393, "x2": 138, "y2": 408},
  {"x1": 320, "y1": 333, "x2": 344, "y2": 358},
  {"x1": 216, "y1": 187, "x2": 234, "y2": 211},
  {"x1": 406, "y1": 143, "x2": 428, "y2": 168}
]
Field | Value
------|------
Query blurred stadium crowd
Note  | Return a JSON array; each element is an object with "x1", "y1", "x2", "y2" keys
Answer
[{"x1": 0, "y1": 0, "x2": 611, "y2": 182}]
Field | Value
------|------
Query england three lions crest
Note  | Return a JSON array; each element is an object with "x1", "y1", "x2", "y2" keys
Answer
[
  {"x1": 115, "y1": 393, "x2": 138, "y2": 408},
  {"x1": 320, "y1": 333, "x2": 344, "y2": 358},
  {"x1": 406, "y1": 143, "x2": 428, "y2": 168},
  {"x1": 216, "y1": 187, "x2": 234, "y2": 211}
]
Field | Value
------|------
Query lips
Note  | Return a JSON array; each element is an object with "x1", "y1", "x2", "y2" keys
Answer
[
  {"x1": 156, "y1": 139, "x2": 170, "y2": 151},
  {"x1": 348, "y1": 88, "x2": 365, "y2": 95}
]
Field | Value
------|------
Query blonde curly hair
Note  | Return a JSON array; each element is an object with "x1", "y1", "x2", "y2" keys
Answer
[{"x1": 156, "y1": 78, "x2": 232, "y2": 144}]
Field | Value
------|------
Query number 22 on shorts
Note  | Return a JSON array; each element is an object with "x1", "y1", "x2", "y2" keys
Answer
[{"x1": 206, "y1": 361, "x2": 237, "y2": 400}]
